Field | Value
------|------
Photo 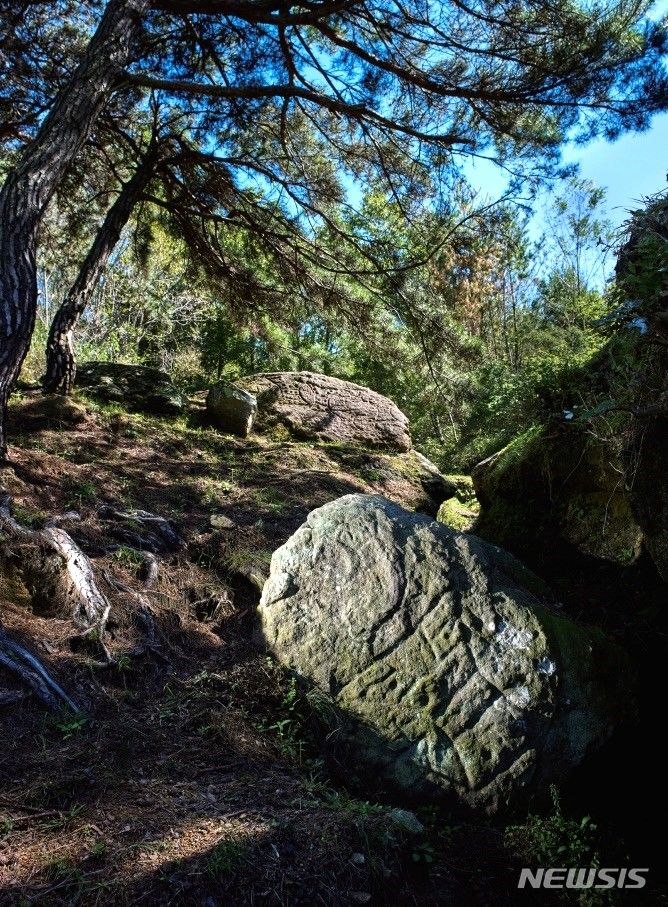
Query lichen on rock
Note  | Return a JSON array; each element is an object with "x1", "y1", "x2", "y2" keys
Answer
[{"x1": 258, "y1": 494, "x2": 630, "y2": 815}]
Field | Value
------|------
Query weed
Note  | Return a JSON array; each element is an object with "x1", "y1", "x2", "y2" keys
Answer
[
  {"x1": 506, "y1": 786, "x2": 611, "y2": 906},
  {"x1": 62, "y1": 477, "x2": 98, "y2": 509},
  {"x1": 257, "y1": 676, "x2": 309, "y2": 762},
  {"x1": 410, "y1": 841, "x2": 436, "y2": 864},
  {"x1": 89, "y1": 841, "x2": 107, "y2": 858},
  {"x1": 0, "y1": 817, "x2": 13, "y2": 839},
  {"x1": 116, "y1": 653, "x2": 133, "y2": 673},
  {"x1": 113, "y1": 545, "x2": 145, "y2": 567},
  {"x1": 45, "y1": 856, "x2": 83, "y2": 884},
  {"x1": 48, "y1": 714, "x2": 88, "y2": 740},
  {"x1": 207, "y1": 839, "x2": 248, "y2": 877},
  {"x1": 158, "y1": 684, "x2": 182, "y2": 722},
  {"x1": 41, "y1": 803, "x2": 84, "y2": 832}
]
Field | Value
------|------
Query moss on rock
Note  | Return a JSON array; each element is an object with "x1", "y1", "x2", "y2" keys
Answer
[{"x1": 472, "y1": 423, "x2": 643, "y2": 567}]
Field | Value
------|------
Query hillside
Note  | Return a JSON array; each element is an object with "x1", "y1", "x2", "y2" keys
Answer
[{"x1": 0, "y1": 394, "x2": 517, "y2": 906}]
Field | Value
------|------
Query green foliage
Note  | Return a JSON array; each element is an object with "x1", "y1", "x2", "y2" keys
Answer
[
  {"x1": 507, "y1": 786, "x2": 598, "y2": 867},
  {"x1": 207, "y1": 840, "x2": 249, "y2": 878},
  {"x1": 506, "y1": 787, "x2": 613, "y2": 907},
  {"x1": 257, "y1": 676, "x2": 309, "y2": 761},
  {"x1": 62, "y1": 477, "x2": 98, "y2": 509},
  {"x1": 113, "y1": 545, "x2": 145, "y2": 567},
  {"x1": 45, "y1": 713, "x2": 88, "y2": 741}
]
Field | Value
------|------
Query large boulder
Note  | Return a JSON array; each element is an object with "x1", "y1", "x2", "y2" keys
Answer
[
  {"x1": 472, "y1": 424, "x2": 643, "y2": 567},
  {"x1": 207, "y1": 383, "x2": 257, "y2": 437},
  {"x1": 240, "y1": 372, "x2": 411, "y2": 451},
  {"x1": 259, "y1": 495, "x2": 629, "y2": 815},
  {"x1": 76, "y1": 362, "x2": 187, "y2": 416}
]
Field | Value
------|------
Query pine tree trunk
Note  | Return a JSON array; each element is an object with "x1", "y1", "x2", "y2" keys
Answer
[
  {"x1": 0, "y1": 0, "x2": 148, "y2": 457},
  {"x1": 44, "y1": 146, "x2": 160, "y2": 394}
]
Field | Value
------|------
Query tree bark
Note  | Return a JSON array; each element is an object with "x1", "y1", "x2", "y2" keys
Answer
[
  {"x1": 0, "y1": 0, "x2": 149, "y2": 457},
  {"x1": 43, "y1": 144, "x2": 161, "y2": 393}
]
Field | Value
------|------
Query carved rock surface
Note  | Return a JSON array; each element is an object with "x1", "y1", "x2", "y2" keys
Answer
[
  {"x1": 259, "y1": 495, "x2": 629, "y2": 815},
  {"x1": 241, "y1": 372, "x2": 411, "y2": 451}
]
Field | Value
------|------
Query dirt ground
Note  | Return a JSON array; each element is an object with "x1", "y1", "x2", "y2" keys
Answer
[{"x1": 0, "y1": 397, "x2": 533, "y2": 906}]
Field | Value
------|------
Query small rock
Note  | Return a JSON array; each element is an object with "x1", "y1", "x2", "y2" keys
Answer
[
  {"x1": 349, "y1": 893, "x2": 372, "y2": 905},
  {"x1": 207, "y1": 383, "x2": 257, "y2": 437},
  {"x1": 350, "y1": 852, "x2": 366, "y2": 866},
  {"x1": 210, "y1": 514, "x2": 236, "y2": 530},
  {"x1": 388, "y1": 808, "x2": 425, "y2": 835}
]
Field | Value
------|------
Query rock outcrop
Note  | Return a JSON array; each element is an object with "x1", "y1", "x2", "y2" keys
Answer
[
  {"x1": 616, "y1": 196, "x2": 668, "y2": 581},
  {"x1": 76, "y1": 362, "x2": 187, "y2": 416},
  {"x1": 472, "y1": 424, "x2": 642, "y2": 567},
  {"x1": 240, "y1": 372, "x2": 411, "y2": 451},
  {"x1": 436, "y1": 474, "x2": 479, "y2": 532},
  {"x1": 207, "y1": 383, "x2": 257, "y2": 437},
  {"x1": 259, "y1": 495, "x2": 629, "y2": 815}
]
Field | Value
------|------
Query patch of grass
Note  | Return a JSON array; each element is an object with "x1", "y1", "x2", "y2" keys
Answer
[
  {"x1": 10, "y1": 503, "x2": 48, "y2": 527},
  {"x1": 47, "y1": 714, "x2": 88, "y2": 740},
  {"x1": 304, "y1": 782, "x2": 384, "y2": 819},
  {"x1": 62, "y1": 477, "x2": 99, "y2": 508},
  {"x1": 254, "y1": 486, "x2": 288, "y2": 512},
  {"x1": 113, "y1": 545, "x2": 145, "y2": 567},
  {"x1": 40, "y1": 803, "x2": 84, "y2": 832},
  {"x1": 207, "y1": 839, "x2": 249, "y2": 878},
  {"x1": 224, "y1": 548, "x2": 272, "y2": 576},
  {"x1": 45, "y1": 856, "x2": 81, "y2": 881}
]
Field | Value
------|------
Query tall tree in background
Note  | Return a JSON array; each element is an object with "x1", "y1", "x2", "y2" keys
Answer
[
  {"x1": 43, "y1": 135, "x2": 165, "y2": 392},
  {"x1": 1, "y1": 0, "x2": 667, "y2": 456},
  {"x1": 0, "y1": 0, "x2": 150, "y2": 456}
]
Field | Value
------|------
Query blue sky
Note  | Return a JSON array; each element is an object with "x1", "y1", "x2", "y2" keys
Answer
[
  {"x1": 466, "y1": 109, "x2": 668, "y2": 229},
  {"x1": 562, "y1": 111, "x2": 668, "y2": 226}
]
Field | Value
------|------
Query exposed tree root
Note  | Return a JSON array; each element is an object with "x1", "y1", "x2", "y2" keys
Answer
[
  {"x1": 102, "y1": 570, "x2": 167, "y2": 663},
  {"x1": 0, "y1": 628, "x2": 81, "y2": 713},
  {"x1": 1, "y1": 494, "x2": 112, "y2": 681},
  {"x1": 1, "y1": 494, "x2": 109, "y2": 632},
  {"x1": 97, "y1": 505, "x2": 185, "y2": 552},
  {"x1": 139, "y1": 552, "x2": 159, "y2": 588},
  {"x1": 0, "y1": 689, "x2": 27, "y2": 706}
]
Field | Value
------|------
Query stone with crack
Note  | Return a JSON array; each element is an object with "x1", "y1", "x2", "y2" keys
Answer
[{"x1": 258, "y1": 494, "x2": 631, "y2": 815}]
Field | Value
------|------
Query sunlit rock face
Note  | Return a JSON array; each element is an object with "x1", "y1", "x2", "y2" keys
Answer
[
  {"x1": 240, "y1": 372, "x2": 412, "y2": 451},
  {"x1": 259, "y1": 495, "x2": 630, "y2": 815}
]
